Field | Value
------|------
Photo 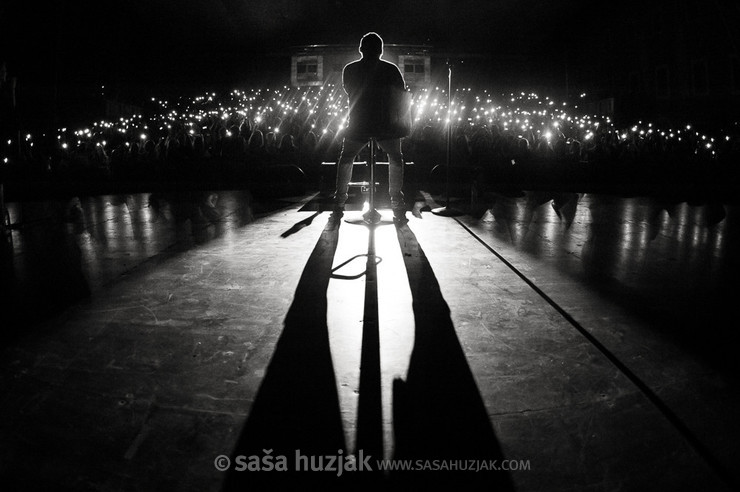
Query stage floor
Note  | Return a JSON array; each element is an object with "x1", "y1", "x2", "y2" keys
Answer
[{"x1": 1, "y1": 189, "x2": 738, "y2": 491}]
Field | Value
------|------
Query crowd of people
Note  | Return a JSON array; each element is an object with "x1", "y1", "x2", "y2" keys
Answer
[{"x1": 2, "y1": 83, "x2": 740, "y2": 197}]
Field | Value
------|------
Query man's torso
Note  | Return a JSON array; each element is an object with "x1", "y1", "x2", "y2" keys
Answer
[{"x1": 343, "y1": 58, "x2": 406, "y2": 140}]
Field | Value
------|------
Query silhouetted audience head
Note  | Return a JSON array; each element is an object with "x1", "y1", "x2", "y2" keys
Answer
[
  {"x1": 279, "y1": 134, "x2": 296, "y2": 152},
  {"x1": 248, "y1": 130, "x2": 264, "y2": 151}
]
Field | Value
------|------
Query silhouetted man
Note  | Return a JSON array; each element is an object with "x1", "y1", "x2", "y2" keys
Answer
[{"x1": 333, "y1": 32, "x2": 410, "y2": 222}]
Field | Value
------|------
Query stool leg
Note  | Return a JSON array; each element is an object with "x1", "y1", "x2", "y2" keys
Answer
[{"x1": 362, "y1": 138, "x2": 381, "y2": 224}]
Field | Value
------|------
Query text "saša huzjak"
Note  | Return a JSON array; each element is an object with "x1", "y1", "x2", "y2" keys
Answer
[{"x1": 231, "y1": 449, "x2": 372, "y2": 476}]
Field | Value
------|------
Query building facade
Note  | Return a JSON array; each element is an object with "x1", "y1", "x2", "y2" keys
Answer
[{"x1": 290, "y1": 44, "x2": 433, "y2": 89}]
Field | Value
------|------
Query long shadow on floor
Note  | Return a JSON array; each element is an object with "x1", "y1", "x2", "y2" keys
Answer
[
  {"x1": 390, "y1": 223, "x2": 515, "y2": 490},
  {"x1": 222, "y1": 218, "x2": 346, "y2": 491},
  {"x1": 353, "y1": 221, "x2": 384, "y2": 485}
]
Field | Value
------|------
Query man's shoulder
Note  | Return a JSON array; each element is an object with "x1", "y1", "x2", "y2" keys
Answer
[
  {"x1": 379, "y1": 59, "x2": 403, "y2": 76},
  {"x1": 344, "y1": 58, "x2": 399, "y2": 70},
  {"x1": 379, "y1": 58, "x2": 400, "y2": 69},
  {"x1": 343, "y1": 59, "x2": 363, "y2": 72}
]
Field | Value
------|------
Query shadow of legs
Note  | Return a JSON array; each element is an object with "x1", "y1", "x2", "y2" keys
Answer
[
  {"x1": 223, "y1": 219, "x2": 346, "y2": 490},
  {"x1": 391, "y1": 222, "x2": 514, "y2": 490}
]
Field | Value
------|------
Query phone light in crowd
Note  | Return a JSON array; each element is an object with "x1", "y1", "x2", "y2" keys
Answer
[{"x1": 28, "y1": 83, "x2": 732, "y2": 166}]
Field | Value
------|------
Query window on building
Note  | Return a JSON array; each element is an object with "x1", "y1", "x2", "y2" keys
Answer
[
  {"x1": 399, "y1": 55, "x2": 430, "y2": 87},
  {"x1": 297, "y1": 60, "x2": 318, "y2": 75},
  {"x1": 404, "y1": 62, "x2": 425, "y2": 74},
  {"x1": 293, "y1": 55, "x2": 323, "y2": 87},
  {"x1": 402, "y1": 57, "x2": 426, "y2": 75}
]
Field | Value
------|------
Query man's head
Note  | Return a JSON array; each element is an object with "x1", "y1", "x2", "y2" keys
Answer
[{"x1": 359, "y1": 32, "x2": 383, "y2": 58}]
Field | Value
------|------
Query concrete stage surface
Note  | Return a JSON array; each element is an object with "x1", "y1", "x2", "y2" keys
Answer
[{"x1": 1, "y1": 189, "x2": 738, "y2": 491}]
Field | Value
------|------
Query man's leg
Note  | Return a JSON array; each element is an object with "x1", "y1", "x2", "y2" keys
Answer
[
  {"x1": 377, "y1": 138, "x2": 406, "y2": 220},
  {"x1": 334, "y1": 138, "x2": 367, "y2": 215}
]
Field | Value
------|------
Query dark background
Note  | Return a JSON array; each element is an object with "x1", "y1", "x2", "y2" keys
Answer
[
  {"x1": 3, "y1": 1, "x2": 738, "y2": 130},
  {"x1": 1, "y1": 0, "x2": 598, "y2": 126}
]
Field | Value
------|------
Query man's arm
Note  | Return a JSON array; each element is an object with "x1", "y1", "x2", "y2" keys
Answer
[
  {"x1": 389, "y1": 63, "x2": 406, "y2": 91},
  {"x1": 342, "y1": 63, "x2": 356, "y2": 96}
]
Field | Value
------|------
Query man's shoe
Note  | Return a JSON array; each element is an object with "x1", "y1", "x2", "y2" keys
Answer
[
  {"x1": 393, "y1": 207, "x2": 408, "y2": 223},
  {"x1": 330, "y1": 204, "x2": 344, "y2": 221}
]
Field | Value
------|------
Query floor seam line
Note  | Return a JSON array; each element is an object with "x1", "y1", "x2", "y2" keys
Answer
[{"x1": 451, "y1": 215, "x2": 736, "y2": 490}]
